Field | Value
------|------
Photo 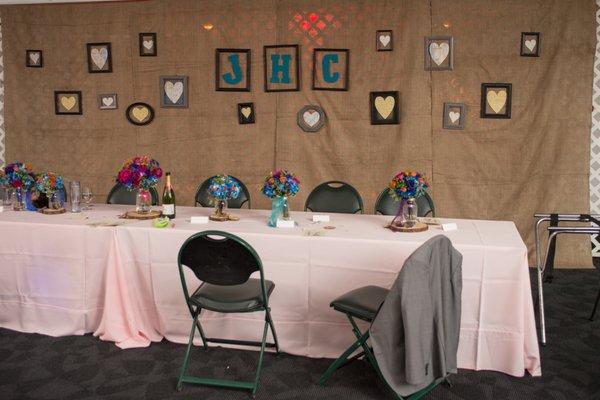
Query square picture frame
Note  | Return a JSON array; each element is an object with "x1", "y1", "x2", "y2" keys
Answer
[
  {"x1": 98, "y1": 93, "x2": 118, "y2": 110},
  {"x1": 87, "y1": 42, "x2": 112, "y2": 73},
  {"x1": 238, "y1": 103, "x2": 255, "y2": 124},
  {"x1": 215, "y1": 49, "x2": 251, "y2": 92},
  {"x1": 54, "y1": 91, "x2": 82, "y2": 115},
  {"x1": 26, "y1": 50, "x2": 43, "y2": 68},
  {"x1": 312, "y1": 48, "x2": 349, "y2": 91},
  {"x1": 376, "y1": 30, "x2": 393, "y2": 51},
  {"x1": 481, "y1": 83, "x2": 512, "y2": 119},
  {"x1": 139, "y1": 33, "x2": 157, "y2": 57},
  {"x1": 264, "y1": 44, "x2": 300, "y2": 92},
  {"x1": 160, "y1": 76, "x2": 189, "y2": 108},
  {"x1": 443, "y1": 102, "x2": 466, "y2": 130},
  {"x1": 424, "y1": 36, "x2": 453, "y2": 71},
  {"x1": 370, "y1": 91, "x2": 399, "y2": 125},
  {"x1": 521, "y1": 32, "x2": 540, "y2": 57}
]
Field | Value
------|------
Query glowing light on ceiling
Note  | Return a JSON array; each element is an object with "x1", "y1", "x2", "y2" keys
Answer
[{"x1": 203, "y1": 23, "x2": 214, "y2": 30}]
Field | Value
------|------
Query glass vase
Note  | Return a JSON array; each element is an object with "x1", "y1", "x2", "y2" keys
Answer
[
  {"x1": 12, "y1": 188, "x2": 24, "y2": 211},
  {"x1": 281, "y1": 196, "x2": 291, "y2": 220},
  {"x1": 402, "y1": 197, "x2": 419, "y2": 228},
  {"x1": 268, "y1": 196, "x2": 287, "y2": 227},
  {"x1": 48, "y1": 192, "x2": 64, "y2": 210},
  {"x1": 136, "y1": 188, "x2": 152, "y2": 214}
]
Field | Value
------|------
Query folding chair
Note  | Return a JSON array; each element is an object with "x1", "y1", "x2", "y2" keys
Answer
[{"x1": 176, "y1": 230, "x2": 279, "y2": 397}]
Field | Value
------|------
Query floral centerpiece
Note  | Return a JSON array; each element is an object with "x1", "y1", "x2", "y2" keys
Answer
[
  {"x1": 388, "y1": 171, "x2": 429, "y2": 229},
  {"x1": 207, "y1": 175, "x2": 241, "y2": 221},
  {"x1": 34, "y1": 172, "x2": 65, "y2": 210},
  {"x1": 261, "y1": 169, "x2": 300, "y2": 227},
  {"x1": 3, "y1": 162, "x2": 35, "y2": 211},
  {"x1": 116, "y1": 156, "x2": 162, "y2": 213}
]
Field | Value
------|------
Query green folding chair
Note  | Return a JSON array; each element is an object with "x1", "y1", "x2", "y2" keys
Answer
[
  {"x1": 176, "y1": 230, "x2": 279, "y2": 397},
  {"x1": 318, "y1": 285, "x2": 447, "y2": 399}
]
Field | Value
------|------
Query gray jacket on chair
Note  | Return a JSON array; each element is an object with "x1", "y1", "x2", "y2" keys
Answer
[{"x1": 370, "y1": 235, "x2": 463, "y2": 396}]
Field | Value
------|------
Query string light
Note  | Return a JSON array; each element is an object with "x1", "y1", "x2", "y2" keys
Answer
[{"x1": 203, "y1": 23, "x2": 214, "y2": 30}]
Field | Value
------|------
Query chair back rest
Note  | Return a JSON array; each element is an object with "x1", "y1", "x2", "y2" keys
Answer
[
  {"x1": 304, "y1": 181, "x2": 364, "y2": 214},
  {"x1": 178, "y1": 231, "x2": 262, "y2": 287},
  {"x1": 194, "y1": 175, "x2": 251, "y2": 209},
  {"x1": 374, "y1": 189, "x2": 435, "y2": 217},
  {"x1": 106, "y1": 184, "x2": 159, "y2": 205}
]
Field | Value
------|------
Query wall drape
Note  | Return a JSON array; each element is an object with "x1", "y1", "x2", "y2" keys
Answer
[{"x1": 1, "y1": 0, "x2": 595, "y2": 266}]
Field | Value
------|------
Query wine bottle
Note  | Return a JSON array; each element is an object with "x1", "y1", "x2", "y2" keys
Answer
[{"x1": 162, "y1": 172, "x2": 176, "y2": 219}]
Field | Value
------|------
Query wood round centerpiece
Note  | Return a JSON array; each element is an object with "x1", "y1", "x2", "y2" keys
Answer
[
  {"x1": 386, "y1": 221, "x2": 428, "y2": 233},
  {"x1": 122, "y1": 210, "x2": 162, "y2": 220},
  {"x1": 38, "y1": 207, "x2": 66, "y2": 215}
]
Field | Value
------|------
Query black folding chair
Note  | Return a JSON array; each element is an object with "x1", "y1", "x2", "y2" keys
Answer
[
  {"x1": 305, "y1": 181, "x2": 364, "y2": 214},
  {"x1": 176, "y1": 230, "x2": 279, "y2": 397}
]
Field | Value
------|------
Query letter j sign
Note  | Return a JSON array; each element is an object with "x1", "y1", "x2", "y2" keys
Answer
[
  {"x1": 215, "y1": 48, "x2": 251, "y2": 91},
  {"x1": 312, "y1": 49, "x2": 349, "y2": 91}
]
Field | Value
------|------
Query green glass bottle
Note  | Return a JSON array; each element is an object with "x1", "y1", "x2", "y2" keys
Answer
[{"x1": 162, "y1": 172, "x2": 176, "y2": 219}]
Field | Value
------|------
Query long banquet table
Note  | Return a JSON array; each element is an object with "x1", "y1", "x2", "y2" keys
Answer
[{"x1": 0, "y1": 205, "x2": 541, "y2": 377}]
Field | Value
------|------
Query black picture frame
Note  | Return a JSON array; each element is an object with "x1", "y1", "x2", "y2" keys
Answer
[
  {"x1": 139, "y1": 32, "x2": 157, "y2": 57},
  {"x1": 26, "y1": 50, "x2": 43, "y2": 68},
  {"x1": 376, "y1": 30, "x2": 393, "y2": 51},
  {"x1": 215, "y1": 48, "x2": 251, "y2": 92},
  {"x1": 443, "y1": 102, "x2": 466, "y2": 130},
  {"x1": 481, "y1": 83, "x2": 512, "y2": 119},
  {"x1": 126, "y1": 102, "x2": 154, "y2": 126},
  {"x1": 54, "y1": 91, "x2": 82, "y2": 115},
  {"x1": 312, "y1": 48, "x2": 349, "y2": 91},
  {"x1": 237, "y1": 102, "x2": 255, "y2": 124},
  {"x1": 520, "y1": 32, "x2": 540, "y2": 57},
  {"x1": 424, "y1": 36, "x2": 453, "y2": 71},
  {"x1": 370, "y1": 91, "x2": 399, "y2": 125},
  {"x1": 263, "y1": 44, "x2": 300, "y2": 92},
  {"x1": 160, "y1": 75, "x2": 188, "y2": 108},
  {"x1": 86, "y1": 42, "x2": 112, "y2": 73}
]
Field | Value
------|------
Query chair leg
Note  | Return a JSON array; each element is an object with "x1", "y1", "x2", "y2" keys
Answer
[
  {"x1": 194, "y1": 310, "x2": 208, "y2": 350},
  {"x1": 318, "y1": 332, "x2": 368, "y2": 387},
  {"x1": 536, "y1": 265, "x2": 547, "y2": 346},
  {"x1": 177, "y1": 312, "x2": 199, "y2": 391},
  {"x1": 265, "y1": 307, "x2": 280, "y2": 354},
  {"x1": 590, "y1": 283, "x2": 600, "y2": 321},
  {"x1": 251, "y1": 320, "x2": 270, "y2": 397}
]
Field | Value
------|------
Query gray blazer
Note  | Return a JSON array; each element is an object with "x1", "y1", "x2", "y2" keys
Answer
[{"x1": 370, "y1": 235, "x2": 463, "y2": 396}]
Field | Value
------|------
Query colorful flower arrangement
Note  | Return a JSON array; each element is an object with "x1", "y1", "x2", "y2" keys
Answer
[
  {"x1": 208, "y1": 175, "x2": 241, "y2": 201},
  {"x1": 116, "y1": 156, "x2": 163, "y2": 190},
  {"x1": 3, "y1": 162, "x2": 35, "y2": 189},
  {"x1": 34, "y1": 171, "x2": 64, "y2": 195},
  {"x1": 261, "y1": 169, "x2": 300, "y2": 198},
  {"x1": 389, "y1": 170, "x2": 429, "y2": 200}
]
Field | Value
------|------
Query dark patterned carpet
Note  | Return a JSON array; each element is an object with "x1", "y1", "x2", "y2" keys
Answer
[{"x1": 1, "y1": 269, "x2": 599, "y2": 400}]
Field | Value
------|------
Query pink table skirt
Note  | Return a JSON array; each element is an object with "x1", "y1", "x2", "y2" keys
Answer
[{"x1": 0, "y1": 205, "x2": 541, "y2": 377}]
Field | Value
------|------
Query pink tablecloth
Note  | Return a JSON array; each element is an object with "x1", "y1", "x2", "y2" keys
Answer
[{"x1": 0, "y1": 205, "x2": 541, "y2": 377}]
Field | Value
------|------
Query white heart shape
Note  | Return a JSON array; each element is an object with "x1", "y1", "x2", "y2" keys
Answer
[
  {"x1": 303, "y1": 110, "x2": 320, "y2": 127},
  {"x1": 90, "y1": 47, "x2": 108, "y2": 69},
  {"x1": 429, "y1": 42, "x2": 449, "y2": 66},
  {"x1": 525, "y1": 39, "x2": 536, "y2": 52},
  {"x1": 164, "y1": 81, "x2": 184, "y2": 104},
  {"x1": 143, "y1": 40, "x2": 154, "y2": 50},
  {"x1": 29, "y1": 52, "x2": 39, "y2": 64},
  {"x1": 102, "y1": 97, "x2": 114, "y2": 107},
  {"x1": 449, "y1": 111, "x2": 460, "y2": 123},
  {"x1": 379, "y1": 34, "x2": 391, "y2": 47}
]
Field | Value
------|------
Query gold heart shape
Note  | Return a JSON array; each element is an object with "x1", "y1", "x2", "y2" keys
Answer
[
  {"x1": 241, "y1": 107, "x2": 252, "y2": 119},
  {"x1": 132, "y1": 106, "x2": 149, "y2": 121},
  {"x1": 60, "y1": 96, "x2": 76, "y2": 111},
  {"x1": 374, "y1": 96, "x2": 395, "y2": 119},
  {"x1": 486, "y1": 90, "x2": 507, "y2": 114}
]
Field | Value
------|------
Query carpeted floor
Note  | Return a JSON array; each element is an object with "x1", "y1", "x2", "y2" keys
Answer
[{"x1": 1, "y1": 269, "x2": 599, "y2": 400}]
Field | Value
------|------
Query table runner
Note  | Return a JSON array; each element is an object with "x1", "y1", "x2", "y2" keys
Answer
[{"x1": 0, "y1": 205, "x2": 541, "y2": 377}]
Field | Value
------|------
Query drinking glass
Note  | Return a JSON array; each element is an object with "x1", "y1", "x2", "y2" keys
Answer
[
  {"x1": 70, "y1": 181, "x2": 81, "y2": 213},
  {"x1": 1, "y1": 187, "x2": 13, "y2": 207},
  {"x1": 82, "y1": 187, "x2": 93, "y2": 210}
]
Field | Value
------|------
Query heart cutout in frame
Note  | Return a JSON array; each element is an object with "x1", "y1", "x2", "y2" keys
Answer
[
  {"x1": 370, "y1": 91, "x2": 399, "y2": 124},
  {"x1": 126, "y1": 102, "x2": 154, "y2": 125},
  {"x1": 87, "y1": 42, "x2": 112, "y2": 73},
  {"x1": 55, "y1": 91, "x2": 82, "y2": 115},
  {"x1": 297, "y1": 105, "x2": 326, "y2": 132},
  {"x1": 481, "y1": 83, "x2": 511, "y2": 119},
  {"x1": 376, "y1": 30, "x2": 393, "y2": 51},
  {"x1": 238, "y1": 102, "x2": 255, "y2": 124}
]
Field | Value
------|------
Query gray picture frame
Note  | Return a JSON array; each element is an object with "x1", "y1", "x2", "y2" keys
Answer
[
  {"x1": 297, "y1": 105, "x2": 326, "y2": 132},
  {"x1": 160, "y1": 75, "x2": 188, "y2": 108},
  {"x1": 424, "y1": 36, "x2": 453, "y2": 71},
  {"x1": 443, "y1": 102, "x2": 466, "y2": 130},
  {"x1": 98, "y1": 93, "x2": 118, "y2": 110}
]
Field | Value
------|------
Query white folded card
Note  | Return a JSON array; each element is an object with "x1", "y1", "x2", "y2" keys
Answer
[
  {"x1": 441, "y1": 222, "x2": 458, "y2": 231},
  {"x1": 190, "y1": 216, "x2": 209, "y2": 224},
  {"x1": 276, "y1": 219, "x2": 295, "y2": 228},
  {"x1": 0, "y1": 206, "x2": 4, "y2": 213},
  {"x1": 312, "y1": 214, "x2": 330, "y2": 222}
]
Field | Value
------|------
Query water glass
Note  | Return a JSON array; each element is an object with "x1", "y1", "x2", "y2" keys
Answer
[
  {"x1": 82, "y1": 187, "x2": 93, "y2": 210},
  {"x1": 70, "y1": 181, "x2": 81, "y2": 213},
  {"x1": 1, "y1": 187, "x2": 13, "y2": 207}
]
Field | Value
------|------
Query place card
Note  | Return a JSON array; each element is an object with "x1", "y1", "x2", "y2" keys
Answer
[
  {"x1": 441, "y1": 222, "x2": 458, "y2": 231},
  {"x1": 0, "y1": 206, "x2": 4, "y2": 212},
  {"x1": 190, "y1": 216, "x2": 209, "y2": 224},
  {"x1": 312, "y1": 214, "x2": 330, "y2": 222},
  {"x1": 276, "y1": 219, "x2": 295, "y2": 228}
]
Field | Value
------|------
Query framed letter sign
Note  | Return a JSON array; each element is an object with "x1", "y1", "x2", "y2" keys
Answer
[
  {"x1": 312, "y1": 48, "x2": 349, "y2": 91},
  {"x1": 264, "y1": 44, "x2": 300, "y2": 92},
  {"x1": 215, "y1": 49, "x2": 250, "y2": 92}
]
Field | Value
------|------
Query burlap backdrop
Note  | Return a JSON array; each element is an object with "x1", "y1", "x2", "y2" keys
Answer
[{"x1": 0, "y1": 0, "x2": 595, "y2": 267}]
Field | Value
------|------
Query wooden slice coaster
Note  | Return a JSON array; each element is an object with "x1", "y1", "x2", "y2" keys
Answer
[
  {"x1": 209, "y1": 213, "x2": 240, "y2": 222},
  {"x1": 386, "y1": 222, "x2": 429, "y2": 233},
  {"x1": 122, "y1": 210, "x2": 162, "y2": 220},
  {"x1": 38, "y1": 207, "x2": 66, "y2": 215}
]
